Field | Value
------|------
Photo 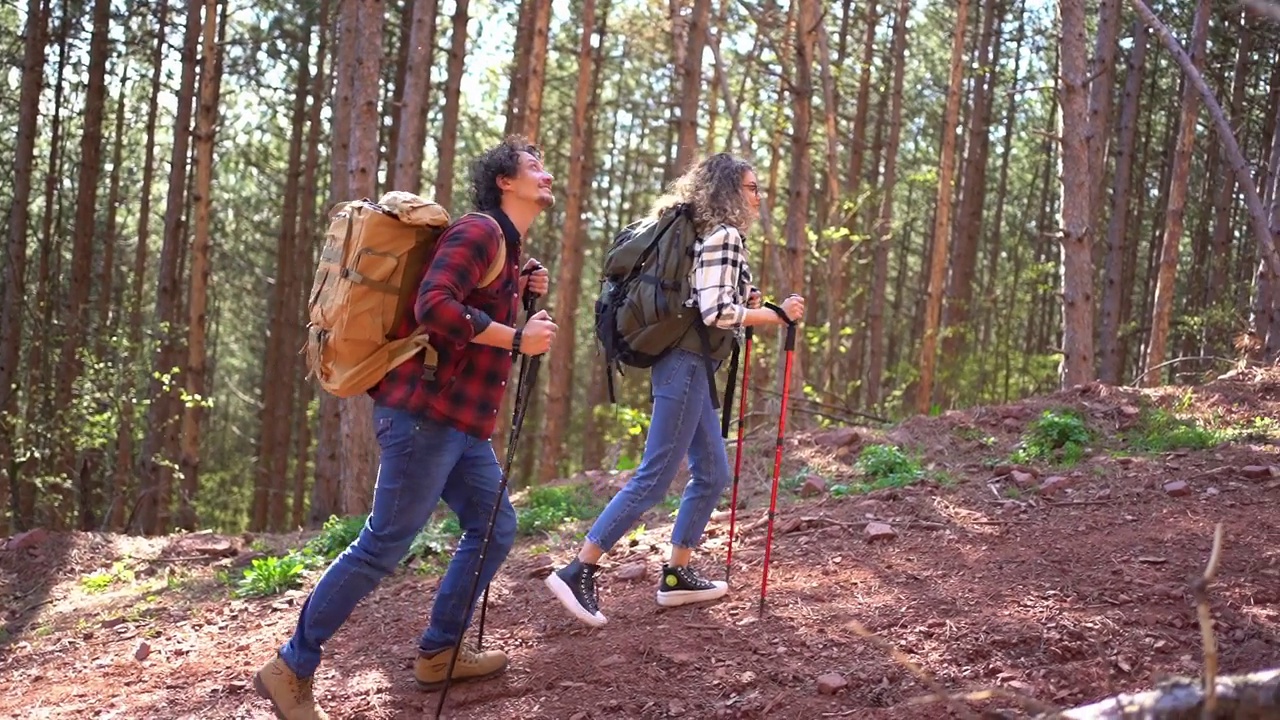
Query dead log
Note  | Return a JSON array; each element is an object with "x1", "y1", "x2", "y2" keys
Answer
[{"x1": 1039, "y1": 668, "x2": 1280, "y2": 719}]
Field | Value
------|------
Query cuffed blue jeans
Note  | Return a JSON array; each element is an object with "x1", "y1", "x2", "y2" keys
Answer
[
  {"x1": 587, "y1": 348, "x2": 731, "y2": 553},
  {"x1": 279, "y1": 406, "x2": 518, "y2": 678}
]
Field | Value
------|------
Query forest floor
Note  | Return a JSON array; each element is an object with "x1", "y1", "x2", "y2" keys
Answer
[{"x1": 3, "y1": 369, "x2": 1280, "y2": 719}]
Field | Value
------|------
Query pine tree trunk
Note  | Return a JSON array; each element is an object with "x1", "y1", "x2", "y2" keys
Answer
[
  {"x1": 672, "y1": 0, "x2": 711, "y2": 173},
  {"x1": 258, "y1": 30, "x2": 311, "y2": 532},
  {"x1": 538, "y1": 0, "x2": 599, "y2": 484},
  {"x1": 297, "y1": 0, "x2": 331, "y2": 528},
  {"x1": 1086, "y1": 0, "x2": 1123, "y2": 229},
  {"x1": 177, "y1": 0, "x2": 223, "y2": 531},
  {"x1": 137, "y1": 0, "x2": 202, "y2": 535},
  {"x1": 503, "y1": 0, "x2": 534, "y2": 136},
  {"x1": 941, "y1": 0, "x2": 1000, "y2": 384},
  {"x1": 315, "y1": 0, "x2": 348, "y2": 524},
  {"x1": 434, "y1": 0, "x2": 469, "y2": 209},
  {"x1": 520, "y1": 0, "x2": 552, "y2": 142},
  {"x1": 916, "y1": 0, "x2": 969, "y2": 414},
  {"x1": 111, "y1": 4, "x2": 168, "y2": 532},
  {"x1": 1140, "y1": 0, "x2": 1209, "y2": 387},
  {"x1": 341, "y1": 0, "x2": 385, "y2": 517},
  {"x1": 836, "y1": 0, "x2": 877, "y2": 397},
  {"x1": 1098, "y1": 21, "x2": 1146, "y2": 385},
  {"x1": 50, "y1": 0, "x2": 110, "y2": 528},
  {"x1": 779, "y1": 0, "x2": 817, "y2": 420},
  {"x1": 1, "y1": 0, "x2": 47, "y2": 533},
  {"x1": 865, "y1": 0, "x2": 909, "y2": 411},
  {"x1": 1057, "y1": 0, "x2": 1096, "y2": 388},
  {"x1": 391, "y1": 0, "x2": 437, "y2": 193}
]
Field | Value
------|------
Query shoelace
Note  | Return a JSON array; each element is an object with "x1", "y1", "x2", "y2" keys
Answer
[{"x1": 579, "y1": 567, "x2": 599, "y2": 609}]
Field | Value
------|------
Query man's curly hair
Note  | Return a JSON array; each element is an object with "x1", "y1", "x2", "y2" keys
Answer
[
  {"x1": 649, "y1": 152, "x2": 757, "y2": 235},
  {"x1": 468, "y1": 135, "x2": 542, "y2": 212}
]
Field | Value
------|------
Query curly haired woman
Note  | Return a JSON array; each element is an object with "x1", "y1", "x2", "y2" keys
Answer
[{"x1": 544, "y1": 153, "x2": 805, "y2": 627}]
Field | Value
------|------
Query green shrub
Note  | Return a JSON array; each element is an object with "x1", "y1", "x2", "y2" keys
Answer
[
  {"x1": 1012, "y1": 409, "x2": 1091, "y2": 464},
  {"x1": 234, "y1": 555, "x2": 307, "y2": 598},
  {"x1": 516, "y1": 484, "x2": 601, "y2": 536},
  {"x1": 1127, "y1": 408, "x2": 1220, "y2": 452}
]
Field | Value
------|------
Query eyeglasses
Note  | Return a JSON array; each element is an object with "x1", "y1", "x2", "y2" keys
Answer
[{"x1": 742, "y1": 183, "x2": 760, "y2": 196}]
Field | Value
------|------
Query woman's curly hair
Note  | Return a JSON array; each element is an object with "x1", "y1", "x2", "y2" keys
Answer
[
  {"x1": 649, "y1": 152, "x2": 757, "y2": 235},
  {"x1": 468, "y1": 135, "x2": 542, "y2": 212}
]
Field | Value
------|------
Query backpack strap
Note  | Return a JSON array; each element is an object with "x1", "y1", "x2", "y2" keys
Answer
[
  {"x1": 458, "y1": 212, "x2": 509, "y2": 288},
  {"x1": 720, "y1": 337, "x2": 740, "y2": 438},
  {"x1": 693, "y1": 319, "x2": 721, "y2": 410}
]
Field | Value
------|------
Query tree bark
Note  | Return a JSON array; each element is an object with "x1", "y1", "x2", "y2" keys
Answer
[
  {"x1": 1085, "y1": 0, "x2": 1123, "y2": 230},
  {"x1": 434, "y1": 0, "x2": 470, "y2": 209},
  {"x1": 341, "y1": 0, "x2": 385, "y2": 517},
  {"x1": 137, "y1": 0, "x2": 203, "y2": 535},
  {"x1": 1, "y1": 0, "x2": 48, "y2": 533},
  {"x1": 865, "y1": 0, "x2": 909, "y2": 411},
  {"x1": 520, "y1": 0, "x2": 552, "y2": 143},
  {"x1": 941, "y1": 0, "x2": 1000, "y2": 378},
  {"x1": 50, "y1": 0, "x2": 110, "y2": 526},
  {"x1": 538, "y1": 0, "x2": 599, "y2": 484},
  {"x1": 916, "y1": 0, "x2": 969, "y2": 414},
  {"x1": 1039, "y1": 667, "x2": 1280, "y2": 719},
  {"x1": 177, "y1": 0, "x2": 224, "y2": 531},
  {"x1": 1139, "y1": 0, "x2": 1209, "y2": 387},
  {"x1": 391, "y1": 0, "x2": 438, "y2": 193},
  {"x1": 672, "y1": 0, "x2": 711, "y2": 173},
  {"x1": 1097, "y1": 21, "x2": 1146, "y2": 385},
  {"x1": 1057, "y1": 0, "x2": 1096, "y2": 388}
]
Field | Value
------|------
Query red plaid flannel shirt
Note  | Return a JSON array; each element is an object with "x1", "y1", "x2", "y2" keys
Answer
[{"x1": 368, "y1": 210, "x2": 522, "y2": 439}]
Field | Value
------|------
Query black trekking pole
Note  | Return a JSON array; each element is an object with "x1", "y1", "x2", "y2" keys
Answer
[
  {"x1": 724, "y1": 327, "x2": 752, "y2": 584},
  {"x1": 435, "y1": 286, "x2": 541, "y2": 720},
  {"x1": 759, "y1": 300, "x2": 797, "y2": 617},
  {"x1": 475, "y1": 290, "x2": 539, "y2": 652}
]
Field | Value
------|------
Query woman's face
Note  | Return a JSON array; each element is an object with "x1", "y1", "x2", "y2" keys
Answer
[{"x1": 741, "y1": 170, "x2": 761, "y2": 223}]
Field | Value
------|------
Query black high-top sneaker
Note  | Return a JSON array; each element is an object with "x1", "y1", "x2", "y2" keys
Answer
[
  {"x1": 544, "y1": 558, "x2": 608, "y2": 627},
  {"x1": 656, "y1": 564, "x2": 729, "y2": 607}
]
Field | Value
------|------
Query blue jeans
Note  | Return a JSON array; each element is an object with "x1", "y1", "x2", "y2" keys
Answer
[
  {"x1": 587, "y1": 348, "x2": 731, "y2": 553},
  {"x1": 278, "y1": 406, "x2": 518, "y2": 678}
]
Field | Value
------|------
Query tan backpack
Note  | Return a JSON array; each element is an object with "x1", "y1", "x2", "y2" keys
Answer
[{"x1": 302, "y1": 191, "x2": 505, "y2": 398}]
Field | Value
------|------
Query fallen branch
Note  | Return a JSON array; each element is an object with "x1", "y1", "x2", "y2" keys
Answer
[
  {"x1": 1195, "y1": 523, "x2": 1225, "y2": 713},
  {"x1": 1037, "y1": 668, "x2": 1280, "y2": 719}
]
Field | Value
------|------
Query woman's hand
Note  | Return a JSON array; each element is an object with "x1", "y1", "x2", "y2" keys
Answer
[
  {"x1": 746, "y1": 286, "x2": 763, "y2": 309},
  {"x1": 780, "y1": 294, "x2": 805, "y2": 323}
]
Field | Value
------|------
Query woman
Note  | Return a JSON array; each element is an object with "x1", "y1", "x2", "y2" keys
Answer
[{"x1": 544, "y1": 153, "x2": 805, "y2": 627}]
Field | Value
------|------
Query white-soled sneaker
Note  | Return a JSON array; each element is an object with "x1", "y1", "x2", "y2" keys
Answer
[
  {"x1": 545, "y1": 558, "x2": 608, "y2": 627},
  {"x1": 655, "y1": 563, "x2": 729, "y2": 607}
]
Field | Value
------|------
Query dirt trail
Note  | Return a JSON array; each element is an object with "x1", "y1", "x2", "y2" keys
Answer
[{"x1": 3, "y1": 373, "x2": 1279, "y2": 719}]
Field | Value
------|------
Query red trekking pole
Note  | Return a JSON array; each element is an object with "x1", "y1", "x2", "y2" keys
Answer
[
  {"x1": 759, "y1": 300, "x2": 797, "y2": 617},
  {"x1": 724, "y1": 327, "x2": 752, "y2": 584}
]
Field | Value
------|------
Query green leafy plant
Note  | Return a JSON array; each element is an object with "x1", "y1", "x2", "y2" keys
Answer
[
  {"x1": 1011, "y1": 409, "x2": 1091, "y2": 464},
  {"x1": 81, "y1": 561, "x2": 135, "y2": 593},
  {"x1": 830, "y1": 445, "x2": 925, "y2": 497},
  {"x1": 1126, "y1": 408, "x2": 1221, "y2": 452},
  {"x1": 515, "y1": 484, "x2": 602, "y2": 536},
  {"x1": 306, "y1": 514, "x2": 368, "y2": 559},
  {"x1": 234, "y1": 555, "x2": 307, "y2": 598},
  {"x1": 404, "y1": 515, "x2": 463, "y2": 563}
]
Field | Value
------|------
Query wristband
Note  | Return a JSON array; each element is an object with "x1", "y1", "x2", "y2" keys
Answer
[{"x1": 512, "y1": 327, "x2": 524, "y2": 355}]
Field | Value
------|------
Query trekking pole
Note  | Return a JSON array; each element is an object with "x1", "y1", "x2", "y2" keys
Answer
[
  {"x1": 759, "y1": 299, "x2": 797, "y2": 617},
  {"x1": 724, "y1": 327, "x2": 752, "y2": 584},
  {"x1": 476, "y1": 271, "x2": 542, "y2": 651},
  {"x1": 436, "y1": 287, "x2": 541, "y2": 720}
]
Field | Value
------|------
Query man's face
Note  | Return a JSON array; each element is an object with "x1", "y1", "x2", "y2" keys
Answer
[{"x1": 500, "y1": 151, "x2": 555, "y2": 210}]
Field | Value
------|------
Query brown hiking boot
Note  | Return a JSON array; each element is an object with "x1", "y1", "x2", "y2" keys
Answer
[
  {"x1": 414, "y1": 645, "x2": 509, "y2": 690},
  {"x1": 253, "y1": 655, "x2": 330, "y2": 720}
]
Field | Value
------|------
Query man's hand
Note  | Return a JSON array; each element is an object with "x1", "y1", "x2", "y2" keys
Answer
[
  {"x1": 519, "y1": 309, "x2": 557, "y2": 355},
  {"x1": 520, "y1": 258, "x2": 549, "y2": 298},
  {"x1": 746, "y1": 286, "x2": 763, "y2": 309}
]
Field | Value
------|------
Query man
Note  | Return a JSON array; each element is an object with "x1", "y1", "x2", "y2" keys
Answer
[{"x1": 254, "y1": 136, "x2": 558, "y2": 720}]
